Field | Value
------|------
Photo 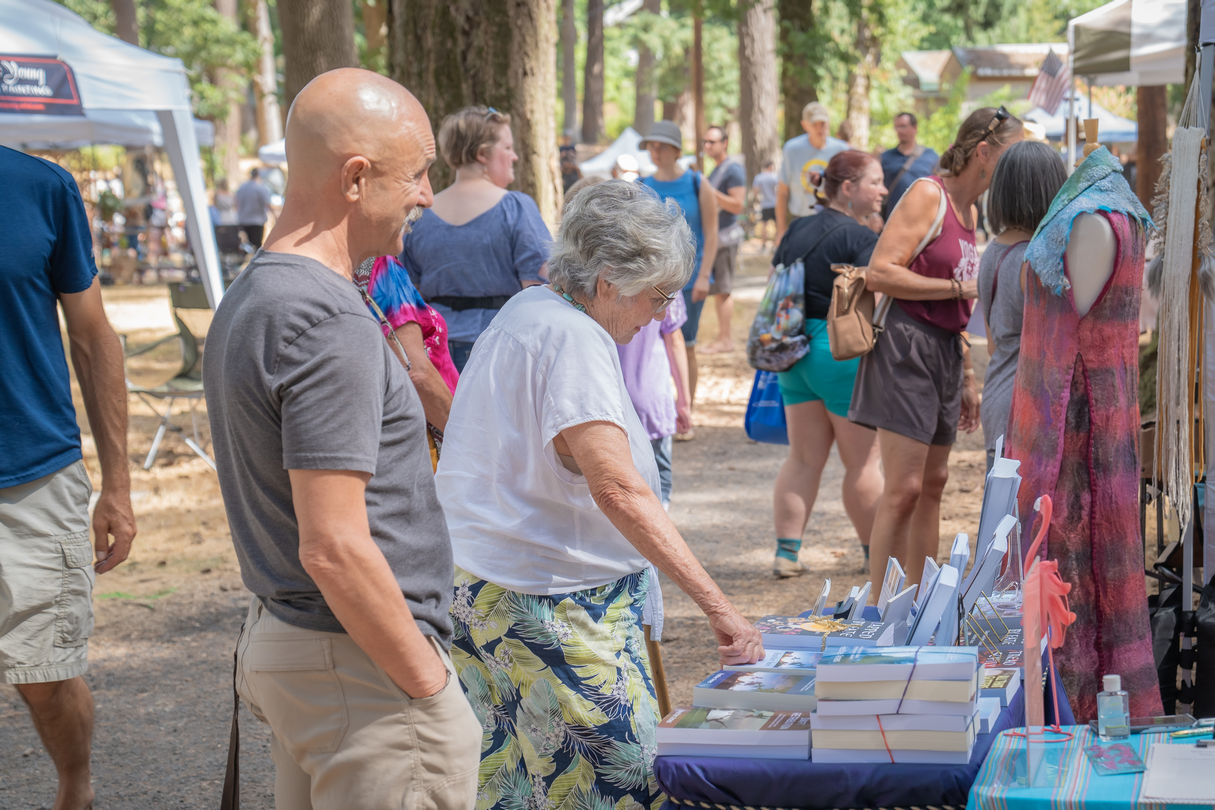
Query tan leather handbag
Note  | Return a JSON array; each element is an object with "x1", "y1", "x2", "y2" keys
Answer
[
  {"x1": 827, "y1": 264, "x2": 888, "y2": 361},
  {"x1": 825, "y1": 177, "x2": 949, "y2": 362}
]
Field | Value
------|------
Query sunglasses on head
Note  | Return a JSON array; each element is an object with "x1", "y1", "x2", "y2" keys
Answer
[{"x1": 977, "y1": 106, "x2": 1010, "y2": 145}]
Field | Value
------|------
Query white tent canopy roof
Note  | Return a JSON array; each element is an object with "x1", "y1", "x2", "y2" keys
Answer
[
  {"x1": 0, "y1": 0, "x2": 223, "y2": 309},
  {"x1": 1023, "y1": 92, "x2": 1138, "y2": 142},
  {"x1": 1068, "y1": 0, "x2": 1186, "y2": 86},
  {"x1": 0, "y1": 109, "x2": 214, "y2": 150}
]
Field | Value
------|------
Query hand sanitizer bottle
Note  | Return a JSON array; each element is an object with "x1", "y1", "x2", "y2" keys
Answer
[{"x1": 1097, "y1": 674, "x2": 1130, "y2": 741}]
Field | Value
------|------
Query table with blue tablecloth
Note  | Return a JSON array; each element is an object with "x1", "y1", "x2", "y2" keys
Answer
[
  {"x1": 969, "y1": 725, "x2": 1207, "y2": 810},
  {"x1": 654, "y1": 619, "x2": 1074, "y2": 810}
]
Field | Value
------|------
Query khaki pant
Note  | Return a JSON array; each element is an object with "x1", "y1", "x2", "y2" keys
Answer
[
  {"x1": 0, "y1": 461, "x2": 94, "y2": 685},
  {"x1": 236, "y1": 598, "x2": 481, "y2": 810}
]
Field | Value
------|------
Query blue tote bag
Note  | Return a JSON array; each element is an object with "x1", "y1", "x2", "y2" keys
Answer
[{"x1": 744, "y1": 370, "x2": 788, "y2": 445}]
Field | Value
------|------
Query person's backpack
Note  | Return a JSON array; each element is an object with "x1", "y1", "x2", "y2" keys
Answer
[
  {"x1": 746, "y1": 221, "x2": 847, "y2": 372},
  {"x1": 824, "y1": 176, "x2": 948, "y2": 362}
]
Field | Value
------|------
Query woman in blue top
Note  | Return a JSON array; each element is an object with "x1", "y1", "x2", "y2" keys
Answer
[
  {"x1": 401, "y1": 106, "x2": 553, "y2": 371},
  {"x1": 639, "y1": 120, "x2": 717, "y2": 440}
]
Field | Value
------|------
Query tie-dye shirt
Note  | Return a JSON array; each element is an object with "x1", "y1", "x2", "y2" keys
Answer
[{"x1": 355, "y1": 256, "x2": 459, "y2": 393}]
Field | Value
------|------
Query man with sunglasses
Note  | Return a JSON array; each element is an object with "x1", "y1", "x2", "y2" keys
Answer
[{"x1": 702, "y1": 125, "x2": 747, "y2": 354}]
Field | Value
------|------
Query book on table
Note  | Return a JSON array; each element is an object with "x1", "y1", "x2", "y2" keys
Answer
[
  {"x1": 815, "y1": 645, "x2": 978, "y2": 682},
  {"x1": 975, "y1": 697, "x2": 1001, "y2": 734},
  {"x1": 723, "y1": 649, "x2": 822, "y2": 674},
  {"x1": 753, "y1": 616, "x2": 896, "y2": 650},
  {"x1": 815, "y1": 676, "x2": 977, "y2": 703},
  {"x1": 979, "y1": 668, "x2": 1019, "y2": 706},
  {"x1": 693, "y1": 670, "x2": 818, "y2": 712},
  {"x1": 810, "y1": 723, "x2": 975, "y2": 753},
  {"x1": 877, "y1": 557, "x2": 905, "y2": 614},
  {"x1": 814, "y1": 668, "x2": 979, "y2": 716},
  {"x1": 811, "y1": 746, "x2": 974, "y2": 765},
  {"x1": 978, "y1": 647, "x2": 1024, "y2": 670},
  {"x1": 657, "y1": 706, "x2": 813, "y2": 760},
  {"x1": 810, "y1": 711, "x2": 975, "y2": 733}
]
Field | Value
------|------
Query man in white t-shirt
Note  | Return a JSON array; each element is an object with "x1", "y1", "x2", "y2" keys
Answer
[{"x1": 776, "y1": 101, "x2": 850, "y2": 244}]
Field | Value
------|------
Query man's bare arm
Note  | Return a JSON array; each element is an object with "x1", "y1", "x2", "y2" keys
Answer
[
  {"x1": 292, "y1": 469, "x2": 448, "y2": 698},
  {"x1": 60, "y1": 278, "x2": 135, "y2": 573}
]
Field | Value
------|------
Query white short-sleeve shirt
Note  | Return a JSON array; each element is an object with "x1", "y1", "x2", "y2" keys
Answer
[{"x1": 435, "y1": 285, "x2": 660, "y2": 595}]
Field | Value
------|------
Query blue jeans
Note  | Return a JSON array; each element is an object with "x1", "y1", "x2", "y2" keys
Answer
[
  {"x1": 651, "y1": 435, "x2": 673, "y2": 507},
  {"x1": 449, "y1": 340, "x2": 475, "y2": 373}
]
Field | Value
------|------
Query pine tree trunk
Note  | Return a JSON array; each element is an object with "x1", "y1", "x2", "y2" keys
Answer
[
  {"x1": 387, "y1": 0, "x2": 560, "y2": 227},
  {"x1": 247, "y1": 0, "x2": 284, "y2": 146},
  {"x1": 212, "y1": 0, "x2": 244, "y2": 185},
  {"x1": 778, "y1": 0, "x2": 817, "y2": 143},
  {"x1": 561, "y1": 0, "x2": 578, "y2": 141},
  {"x1": 364, "y1": 0, "x2": 388, "y2": 71},
  {"x1": 278, "y1": 0, "x2": 359, "y2": 113},
  {"x1": 1136, "y1": 86, "x2": 1167, "y2": 209},
  {"x1": 738, "y1": 0, "x2": 779, "y2": 184},
  {"x1": 844, "y1": 8, "x2": 877, "y2": 150},
  {"x1": 693, "y1": 12, "x2": 705, "y2": 171},
  {"x1": 633, "y1": 0, "x2": 660, "y2": 136},
  {"x1": 507, "y1": 0, "x2": 561, "y2": 227},
  {"x1": 582, "y1": 0, "x2": 604, "y2": 144},
  {"x1": 110, "y1": 0, "x2": 138, "y2": 45}
]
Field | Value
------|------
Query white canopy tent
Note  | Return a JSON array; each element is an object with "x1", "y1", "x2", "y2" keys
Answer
[
  {"x1": 1065, "y1": 0, "x2": 1186, "y2": 167},
  {"x1": 0, "y1": 0, "x2": 224, "y2": 308},
  {"x1": 1022, "y1": 93, "x2": 1137, "y2": 142},
  {"x1": 258, "y1": 137, "x2": 286, "y2": 165},
  {"x1": 0, "y1": 108, "x2": 214, "y2": 150},
  {"x1": 577, "y1": 126, "x2": 696, "y2": 179}
]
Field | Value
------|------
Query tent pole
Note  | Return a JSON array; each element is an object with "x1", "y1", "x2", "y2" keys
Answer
[
  {"x1": 1067, "y1": 23, "x2": 1076, "y2": 172},
  {"x1": 155, "y1": 104, "x2": 223, "y2": 310}
]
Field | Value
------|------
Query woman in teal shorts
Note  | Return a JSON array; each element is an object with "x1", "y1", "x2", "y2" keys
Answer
[{"x1": 770, "y1": 151, "x2": 887, "y2": 577}]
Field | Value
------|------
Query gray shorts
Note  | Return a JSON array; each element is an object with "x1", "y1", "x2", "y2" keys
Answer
[
  {"x1": 0, "y1": 460, "x2": 95, "y2": 684},
  {"x1": 849, "y1": 301, "x2": 964, "y2": 446},
  {"x1": 710, "y1": 244, "x2": 738, "y2": 295}
]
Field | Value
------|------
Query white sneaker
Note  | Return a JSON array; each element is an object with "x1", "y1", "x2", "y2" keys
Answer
[{"x1": 773, "y1": 556, "x2": 809, "y2": 578}]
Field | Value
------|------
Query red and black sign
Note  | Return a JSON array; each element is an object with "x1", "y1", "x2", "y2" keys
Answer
[{"x1": 0, "y1": 55, "x2": 84, "y2": 116}]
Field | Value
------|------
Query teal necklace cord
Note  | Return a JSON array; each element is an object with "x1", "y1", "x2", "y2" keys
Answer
[{"x1": 551, "y1": 283, "x2": 587, "y2": 313}]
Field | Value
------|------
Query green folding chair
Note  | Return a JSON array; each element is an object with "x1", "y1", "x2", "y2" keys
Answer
[{"x1": 121, "y1": 282, "x2": 216, "y2": 471}]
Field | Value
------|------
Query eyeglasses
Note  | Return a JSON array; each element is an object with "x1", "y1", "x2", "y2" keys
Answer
[
  {"x1": 703, "y1": 138, "x2": 723, "y2": 145},
  {"x1": 976, "y1": 106, "x2": 1010, "y2": 145},
  {"x1": 651, "y1": 285, "x2": 677, "y2": 314}
]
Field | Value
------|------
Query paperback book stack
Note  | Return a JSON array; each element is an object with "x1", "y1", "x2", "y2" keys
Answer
[
  {"x1": 657, "y1": 648, "x2": 820, "y2": 759},
  {"x1": 810, "y1": 646, "x2": 982, "y2": 764}
]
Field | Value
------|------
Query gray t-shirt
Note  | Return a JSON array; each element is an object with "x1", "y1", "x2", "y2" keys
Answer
[
  {"x1": 976, "y1": 240, "x2": 1028, "y2": 458},
  {"x1": 709, "y1": 159, "x2": 746, "y2": 231},
  {"x1": 203, "y1": 251, "x2": 453, "y2": 643},
  {"x1": 235, "y1": 180, "x2": 272, "y2": 225},
  {"x1": 780, "y1": 134, "x2": 850, "y2": 217},
  {"x1": 753, "y1": 171, "x2": 779, "y2": 209}
]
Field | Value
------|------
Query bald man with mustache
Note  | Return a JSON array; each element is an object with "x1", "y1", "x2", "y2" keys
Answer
[{"x1": 204, "y1": 69, "x2": 481, "y2": 809}]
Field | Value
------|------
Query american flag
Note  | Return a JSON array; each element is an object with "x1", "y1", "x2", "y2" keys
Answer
[{"x1": 1028, "y1": 48, "x2": 1071, "y2": 115}]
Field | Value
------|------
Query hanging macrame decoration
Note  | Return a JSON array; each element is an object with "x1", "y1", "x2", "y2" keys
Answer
[{"x1": 1147, "y1": 72, "x2": 1215, "y2": 534}]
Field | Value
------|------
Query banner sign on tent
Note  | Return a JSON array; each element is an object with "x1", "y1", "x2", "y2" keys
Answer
[{"x1": 0, "y1": 55, "x2": 83, "y2": 116}]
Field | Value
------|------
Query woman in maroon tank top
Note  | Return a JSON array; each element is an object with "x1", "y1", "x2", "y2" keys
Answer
[{"x1": 850, "y1": 107, "x2": 1023, "y2": 593}]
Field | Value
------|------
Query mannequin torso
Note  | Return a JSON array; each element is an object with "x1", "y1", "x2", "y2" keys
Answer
[{"x1": 1064, "y1": 212, "x2": 1117, "y2": 317}]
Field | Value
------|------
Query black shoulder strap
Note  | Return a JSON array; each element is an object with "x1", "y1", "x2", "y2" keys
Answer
[{"x1": 219, "y1": 633, "x2": 242, "y2": 810}]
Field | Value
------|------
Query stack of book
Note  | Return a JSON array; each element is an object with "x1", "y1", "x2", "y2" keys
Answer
[
  {"x1": 657, "y1": 646, "x2": 820, "y2": 760},
  {"x1": 810, "y1": 646, "x2": 981, "y2": 764}
]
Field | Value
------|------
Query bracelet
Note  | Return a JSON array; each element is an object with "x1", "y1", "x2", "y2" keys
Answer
[
  {"x1": 950, "y1": 278, "x2": 962, "y2": 300},
  {"x1": 963, "y1": 368, "x2": 975, "y2": 378}
]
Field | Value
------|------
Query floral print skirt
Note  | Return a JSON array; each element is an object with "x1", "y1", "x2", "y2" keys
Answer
[{"x1": 451, "y1": 566, "x2": 664, "y2": 810}]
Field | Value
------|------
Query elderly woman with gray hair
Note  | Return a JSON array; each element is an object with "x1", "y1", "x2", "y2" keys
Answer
[{"x1": 436, "y1": 180, "x2": 762, "y2": 809}]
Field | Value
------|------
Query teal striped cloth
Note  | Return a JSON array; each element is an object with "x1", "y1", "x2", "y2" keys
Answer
[{"x1": 968, "y1": 725, "x2": 1201, "y2": 810}]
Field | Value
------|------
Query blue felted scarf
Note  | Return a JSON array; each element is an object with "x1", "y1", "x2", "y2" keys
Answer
[{"x1": 1024, "y1": 146, "x2": 1153, "y2": 296}]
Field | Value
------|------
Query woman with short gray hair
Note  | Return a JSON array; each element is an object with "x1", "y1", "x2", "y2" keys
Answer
[
  {"x1": 437, "y1": 179, "x2": 762, "y2": 809},
  {"x1": 977, "y1": 140, "x2": 1067, "y2": 471}
]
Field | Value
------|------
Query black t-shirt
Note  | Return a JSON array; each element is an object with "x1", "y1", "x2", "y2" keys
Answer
[{"x1": 773, "y1": 208, "x2": 879, "y2": 320}]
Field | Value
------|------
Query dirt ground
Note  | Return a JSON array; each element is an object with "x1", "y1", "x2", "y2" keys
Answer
[{"x1": 0, "y1": 245, "x2": 991, "y2": 808}]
